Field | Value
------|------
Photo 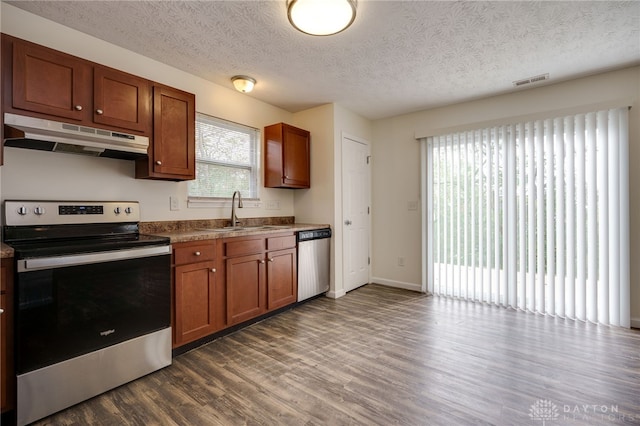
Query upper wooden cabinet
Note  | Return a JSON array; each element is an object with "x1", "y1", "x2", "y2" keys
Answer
[
  {"x1": 264, "y1": 123, "x2": 310, "y2": 188},
  {"x1": 93, "y1": 66, "x2": 150, "y2": 133},
  {"x1": 135, "y1": 85, "x2": 195, "y2": 180},
  {"x1": 3, "y1": 34, "x2": 151, "y2": 135},
  {"x1": 1, "y1": 34, "x2": 196, "y2": 180},
  {"x1": 10, "y1": 38, "x2": 90, "y2": 121}
]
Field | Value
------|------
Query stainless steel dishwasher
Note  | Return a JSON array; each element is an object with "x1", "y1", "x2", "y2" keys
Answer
[{"x1": 297, "y1": 228, "x2": 331, "y2": 301}]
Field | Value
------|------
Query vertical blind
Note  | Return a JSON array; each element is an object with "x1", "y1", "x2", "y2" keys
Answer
[{"x1": 423, "y1": 107, "x2": 630, "y2": 327}]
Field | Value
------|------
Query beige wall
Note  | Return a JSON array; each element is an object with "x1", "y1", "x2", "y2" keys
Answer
[
  {"x1": 1, "y1": 4, "x2": 295, "y2": 222},
  {"x1": 371, "y1": 66, "x2": 640, "y2": 323},
  {"x1": 292, "y1": 103, "x2": 373, "y2": 297}
]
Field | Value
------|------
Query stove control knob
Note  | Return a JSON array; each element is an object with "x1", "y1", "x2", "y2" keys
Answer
[
  {"x1": 114, "y1": 207, "x2": 121, "y2": 215},
  {"x1": 34, "y1": 206, "x2": 45, "y2": 216},
  {"x1": 17, "y1": 206, "x2": 28, "y2": 216},
  {"x1": 124, "y1": 207, "x2": 133, "y2": 214}
]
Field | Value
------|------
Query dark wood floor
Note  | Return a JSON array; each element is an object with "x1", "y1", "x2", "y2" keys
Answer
[{"x1": 33, "y1": 284, "x2": 640, "y2": 425}]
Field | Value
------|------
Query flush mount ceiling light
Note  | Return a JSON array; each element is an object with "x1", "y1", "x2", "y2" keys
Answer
[
  {"x1": 287, "y1": 0, "x2": 357, "y2": 36},
  {"x1": 231, "y1": 75, "x2": 256, "y2": 93}
]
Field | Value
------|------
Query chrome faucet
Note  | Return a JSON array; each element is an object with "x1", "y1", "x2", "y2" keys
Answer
[{"x1": 230, "y1": 190, "x2": 243, "y2": 227}]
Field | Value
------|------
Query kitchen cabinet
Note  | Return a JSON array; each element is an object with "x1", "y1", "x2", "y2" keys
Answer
[
  {"x1": 224, "y1": 233, "x2": 297, "y2": 325},
  {"x1": 172, "y1": 241, "x2": 224, "y2": 348},
  {"x1": 92, "y1": 66, "x2": 151, "y2": 133},
  {"x1": 2, "y1": 34, "x2": 196, "y2": 181},
  {"x1": 2, "y1": 34, "x2": 151, "y2": 135},
  {"x1": 266, "y1": 236, "x2": 297, "y2": 310},
  {"x1": 264, "y1": 123, "x2": 310, "y2": 188},
  {"x1": 1, "y1": 258, "x2": 14, "y2": 413},
  {"x1": 135, "y1": 85, "x2": 195, "y2": 180}
]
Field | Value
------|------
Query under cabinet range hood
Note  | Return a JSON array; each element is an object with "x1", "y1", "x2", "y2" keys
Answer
[{"x1": 3, "y1": 113, "x2": 149, "y2": 160}]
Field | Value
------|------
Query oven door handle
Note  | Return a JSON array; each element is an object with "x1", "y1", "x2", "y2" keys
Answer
[{"x1": 18, "y1": 245, "x2": 171, "y2": 272}]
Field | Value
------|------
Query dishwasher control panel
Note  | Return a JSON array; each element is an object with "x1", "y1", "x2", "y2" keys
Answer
[{"x1": 297, "y1": 228, "x2": 332, "y2": 242}]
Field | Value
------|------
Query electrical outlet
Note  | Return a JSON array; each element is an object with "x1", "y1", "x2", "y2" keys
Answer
[
  {"x1": 397, "y1": 256, "x2": 405, "y2": 267},
  {"x1": 266, "y1": 200, "x2": 281, "y2": 210},
  {"x1": 170, "y1": 196, "x2": 180, "y2": 211},
  {"x1": 408, "y1": 201, "x2": 418, "y2": 211}
]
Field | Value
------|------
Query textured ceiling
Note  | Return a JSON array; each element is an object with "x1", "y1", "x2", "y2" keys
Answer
[{"x1": 5, "y1": 0, "x2": 640, "y2": 120}]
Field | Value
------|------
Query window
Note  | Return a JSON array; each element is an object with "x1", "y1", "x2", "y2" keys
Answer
[
  {"x1": 188, "y1": 113, "x2": 259, "y2": 200},
  {"x1": 422, "y1": 107, "x2": 630, "y2": 327}
]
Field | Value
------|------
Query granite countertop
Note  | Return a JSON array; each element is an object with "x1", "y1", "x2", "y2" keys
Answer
[
  {"x1": 152, "y1": 223, "x2": 330, "y2": 244},
  {"x1": 0, "y1": 219, "x2": 331, "y2": 256},
  {"x1": 1, "y1": 242, "x2": 15, "y2": 259}
]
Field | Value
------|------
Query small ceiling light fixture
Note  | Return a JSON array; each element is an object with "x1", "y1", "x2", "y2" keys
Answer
[
  {"x1": 287, "y1": 0, "x2": 357, "y2": 36},
  {"x1": 231, "y1": 75, "x2": 256, "y2": 93}
]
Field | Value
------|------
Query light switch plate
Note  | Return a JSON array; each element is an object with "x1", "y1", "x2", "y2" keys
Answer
[{"x1": 170, "y1": 196, "x2": 180, "y2": 211}]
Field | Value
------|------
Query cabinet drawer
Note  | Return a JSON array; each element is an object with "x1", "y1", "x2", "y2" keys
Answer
[
  {"x1": 225, "y1": 238, "x2": 265, "y2": 257},
  {"x1": 267, "y1": 235, "x2": 296, "y2": 251},
  {"x1": 174, "y1": 243, "x2": 215, "y2": 265}
]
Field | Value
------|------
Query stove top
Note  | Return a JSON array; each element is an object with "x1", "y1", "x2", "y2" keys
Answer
[{"x1": 3, "y1": 200, "x2": 170, "y2": 258}]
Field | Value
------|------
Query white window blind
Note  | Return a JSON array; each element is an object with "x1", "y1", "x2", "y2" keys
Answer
[
  {"x1": 188, "y1": 113, "x2": 259, "y2": 199},
  {"x1": 423, "y1": 107, "x2": 630, "y2": 327}
]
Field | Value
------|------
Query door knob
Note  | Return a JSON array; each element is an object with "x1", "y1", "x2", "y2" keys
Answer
[
  {"x1": 96, "y1": 109, "x2": 104, "y2": 115},
  {"x1": 74, "y1": 105, "x2": 83, "y2": 111},
  {"x1": 156, "y1": 160, "x2": 162, "y2": 166},
  {"x1": 344, "y1": 220, "x2": 352, "y2": 225}
]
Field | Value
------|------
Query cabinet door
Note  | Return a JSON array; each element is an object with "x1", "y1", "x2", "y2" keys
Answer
[
  {"x1": 151, "y1": 85, "x2": 195, "y2": 179},
  {"x1": 267, "y1": 248, "x2": 297, "y2": 310},
  {"x1": 1, "y1": 259, "x2": 14, "y2": 413},
  {"x1": 226, "y1": 253, "x2": 265, "y2": 325},
  {"x1": 282, "y1": 124, "x2": 310, "y2": 187},
  {"x1": 174, "y1": 261, "x2": 218, "y2": 347},
  {"x1": 93, "y1": 66, "x2": 151, "y2": 134},
  {"x1": 12, "y1": 39, "x2": 90, "y2": 121},
  {"x1": 0, "y1": 293, "x2": 7, "y2": 412}
]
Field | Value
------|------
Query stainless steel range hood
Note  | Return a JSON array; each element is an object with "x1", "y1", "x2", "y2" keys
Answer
[{"x1": 3, "y1": 113, "x2": 149, "y2": 160}]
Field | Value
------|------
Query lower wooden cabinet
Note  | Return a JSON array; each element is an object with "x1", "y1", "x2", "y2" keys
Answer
[
  {"x1": 1, "y1": 258, "x2": 14, "y2": 413},
  {"x1": 172, "y1": 241, "x2": 224, "y2": 348},
  {"x1": 172, "y1": 232, "x2": 297, "y2": 349},
  {"x1": 225, "y1": 233, "x2": 297, "y2": 326},
  {"x1": 267, "y1": 248, "x2": 297, "y2": 310},
  {"x1": 174, "y1": 260, "x2": 219, "y2": 347},
  {"x1": 226, "y1": 253, "x2": 266, "y2": 325}
]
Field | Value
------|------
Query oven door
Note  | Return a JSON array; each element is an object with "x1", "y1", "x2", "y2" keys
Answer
[{"x1": 15, "y1": 245, "x2": 171, "y2": 375}]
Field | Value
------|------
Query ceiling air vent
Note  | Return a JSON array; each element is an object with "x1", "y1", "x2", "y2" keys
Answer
[{"x1": 513, "y1": 73, "x2": 549, "y2": 87}]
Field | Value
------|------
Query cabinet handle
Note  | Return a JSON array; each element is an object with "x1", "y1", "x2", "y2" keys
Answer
[
  {"x1": 156, "y1": 160, "x2": 162, "y2": 166},
  {"x1": 268, "y1": 258, "x2": 274, "y2": 262},
  {"x1": 96, "y1": 109, "x2": 104, "y2": 115},
  {"x1": 0, "y1": 308, "x2": 3, "y2": 314},
  {"x1": 259, "y1": 260, "x2": 266, "y2": 264},
  {"x1": 74, "y1": 105, "x2": 83, "y2": 111},
  {"x1": 211, "y1": 268, "x2": 216, "y2": 273},
  {"x1": 194, "y1": 251, "x2": 201, "y2": 256}
]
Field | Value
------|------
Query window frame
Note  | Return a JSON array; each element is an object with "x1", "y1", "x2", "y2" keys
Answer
[{"x1": 188, "y1": 113, "x2": 260, "y2": 207}]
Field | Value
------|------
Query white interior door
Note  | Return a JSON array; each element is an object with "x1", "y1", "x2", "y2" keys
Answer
[{"x1": 342, "y1": 136, "x2": 371, "y2": 292}]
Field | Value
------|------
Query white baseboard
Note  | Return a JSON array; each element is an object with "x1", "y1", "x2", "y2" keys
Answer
[
  {"x1": 326, "y1": 289, "x2": 346, "y2": 299},
  {"x1": 631, "y1": 317, "x2": 640, "y2": 329},
  {"x1": 370, "y1": 277, "x2": 423, "y2": 293}
]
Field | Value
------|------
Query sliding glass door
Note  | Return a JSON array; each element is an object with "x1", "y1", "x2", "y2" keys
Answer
[{"x1": 423, "y1": 107, "x2": 629, "y2": 327}]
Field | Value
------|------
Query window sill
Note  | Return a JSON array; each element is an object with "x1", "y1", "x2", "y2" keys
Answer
[{"x1": 188, "y1": 198, "x2": 261, "y2": 209}]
